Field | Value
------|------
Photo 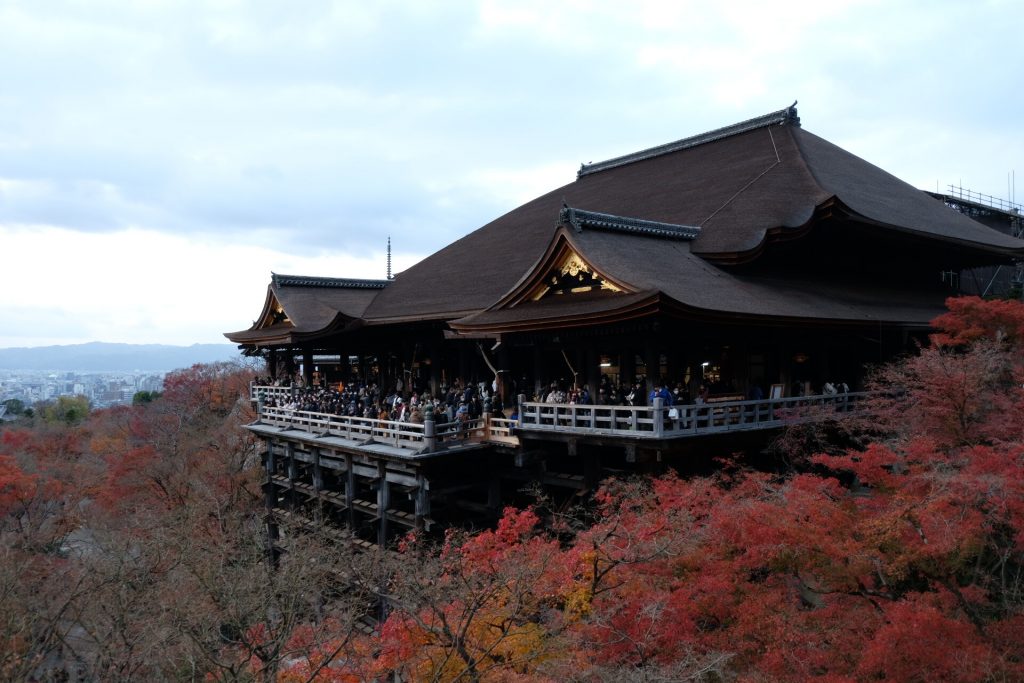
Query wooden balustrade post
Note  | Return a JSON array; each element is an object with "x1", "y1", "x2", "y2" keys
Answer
[
  {"x1": 423, "y1": 404, "x2": 436, "y2": 453},
  {"x1": 517, "y1": 393, "x2": 526, "y2": 426},
  {"x1": 653, "y1": 397, "x2": 664, "y2": 438},
  {"x1": 483, "y1": 395, "x2": 492, "y2": 440}
]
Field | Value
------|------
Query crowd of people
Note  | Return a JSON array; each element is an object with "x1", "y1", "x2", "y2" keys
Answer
[
  {"x1": 259, "y1": 377, "x2": 507, "y2": 426},
  {"x1": 536, "y1": 375, "x2": 695, "y2": 407},
  {"x1": 255, "y1": 372, "x2": 853, "y2": 425}
]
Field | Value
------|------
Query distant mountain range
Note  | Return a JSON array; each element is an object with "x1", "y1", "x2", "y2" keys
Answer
[{"x1": 0, "y1": 342, "x2": 244, "y2": 372}]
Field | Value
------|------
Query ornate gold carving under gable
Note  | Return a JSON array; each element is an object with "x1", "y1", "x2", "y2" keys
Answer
[
  {"x1": 560, "y1": 253, "x2": 588, "y2": 278},
  {"x1": 259, "y1": 295, "x2": 292, "y2": 328},
  {"x1": 529, "y1": 249, "x2": 622, "y2": 301}
]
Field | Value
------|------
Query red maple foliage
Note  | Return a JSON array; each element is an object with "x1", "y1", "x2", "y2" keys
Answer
[
  {"x1": 4, "y1": 299, "x2": 1023, "y2": 681},
  {"x1": 365, "y1": 298, "x2": 1024, "y2": 682}
]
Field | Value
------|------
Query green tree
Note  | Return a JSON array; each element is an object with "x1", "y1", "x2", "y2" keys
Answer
[
  {"x1": 131, "y1": 390, "x2": 162, "y2": 406},
  {"x1": 40, "y1": 395, "x2": 90, "y2": 425},
  {"x1": 1, "y1": 399, "x2": 26, "y2": 416}
]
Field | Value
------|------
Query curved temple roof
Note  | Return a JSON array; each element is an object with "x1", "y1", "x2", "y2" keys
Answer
[
  {"x1": 227, "y1": 104, "x2": 1024, "y2": 344},
  {"x1": 225, "y1": 273, "x2": 389, "y2": 346},
  {"x1": 449, "y1": 225, "x2": 952, "y2": 334}
]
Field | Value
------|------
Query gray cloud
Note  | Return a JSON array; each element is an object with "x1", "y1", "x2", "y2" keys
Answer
[{"x1": 2, "y1": 0, "x2": 1023, "y2": 262}]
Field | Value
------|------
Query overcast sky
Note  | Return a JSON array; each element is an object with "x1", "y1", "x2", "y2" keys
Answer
[{"x1": 2, "y1": 0, "x2": 1022, "y2": 347}]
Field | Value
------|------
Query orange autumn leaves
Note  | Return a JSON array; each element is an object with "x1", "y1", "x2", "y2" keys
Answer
[
  {"x1": 365, "y1": 298, "x2": 1024, "y2": 682},
  {"x1": 3, "y1": 298, "x2": 1024, "y2": 681}
]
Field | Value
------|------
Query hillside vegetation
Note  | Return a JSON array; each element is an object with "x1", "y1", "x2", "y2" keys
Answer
[{"x1": 2, "y1": 298, "x2": 1023, "y2": 682}]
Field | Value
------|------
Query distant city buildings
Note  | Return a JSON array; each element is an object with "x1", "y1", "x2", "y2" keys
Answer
[{"x1": 0, "y1": 370, "x2": 165, "y2": 409}]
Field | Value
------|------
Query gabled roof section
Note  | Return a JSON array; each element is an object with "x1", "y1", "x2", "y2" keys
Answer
[
  {"x1": 578, "y1": 102, "x2": 800, "y2": 178},
  {"x1": 449, "y1": 208, "x2": 707, "y2": 333},
  {"x1": 225, "y1": 273, "x2": 390, "y2": 346},
  {"x1": 450, "y1": 222, "x2": 954, "y2": 336},
  {"x1": 494, "y1": 226, "x2": 639, "y2": 309},
  {"x1": 560, "y1": 205, "x2": 700, "y2": 240}
]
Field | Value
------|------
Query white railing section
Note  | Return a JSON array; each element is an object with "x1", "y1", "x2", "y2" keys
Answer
[
  {"x1": 251, "y1": 383, "x2": 295, "y2": 404},
  {"x1": 261, "y1": 406, "x2": 426, "y2": 448},
  {"x1": 518, "y1": 392, "x2": 870, "y2": 438},
  {"x1": 254, "y1": 389, "x2": 871, "y2": 452},
  {"x1": 258, "y1": 405, "x2": 492, "y2": 453},
  {"x1": 486, "y1": 418, "x2": 520, "y2": 446}
]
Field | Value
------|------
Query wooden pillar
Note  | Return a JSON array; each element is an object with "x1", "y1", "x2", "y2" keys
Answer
[
  {"x1": 497, "y1": 342, "x2": 512, "y2": 405},
  {"x1": 666, "y1": 344, "x2": 681, "y2": 391},
  {"x1": 283, "y1": 350, "x2": 297, "y2": 381},
  {"x1": 644, "y1": 340, "x2": 659, "y2": 400},
  {"x1": 311, "y1": 447, "x2": 323, "y2": 524},
  {"x1": 344, "y1": 453, "x2": 355, "y2": 528},
  {"x1": 377, "y1": 460, "x2": 390, "y2": 547},
  {"x1": 302, "y1": 348, "x2": 314, "y2": 386},
  {"x1": 264, "y1": 438, "x2": 276, "y2": 479},
  {"x1": 533, "y1": 344, "x2": 545, "y2": 398},
  {"x1": 414, "y1": 473, "x2": 431, "y2": 530},
  {"x1": 571, "y1": 347, "x2": 584, "y2": 391},
  {"x1": 285, "y1": 442, "x2": 297, "y2": 511},
  {"x1": 361, "y1": 353, "x2": 372, "y2": 386},
  {"x1": 583, "y1": 449, "x2": 601, "y2": 490},
  {"x1": 264, "y1": 438, "x2": 278, "y2": 513},
  {"x1": 584, "y1": 347, "x2": 600, "y2": 402},
  {"x1": 487, "y1": 453, "x2": 501, "y2": 513},
  {"x1": 268, "y1": 348, "x2": 279, "y2": 380},
  {"x1": 428, "y1": 342, "x2": 440, "y2": 397},
  {"x1": 377, "y1": 346, "x2": 389, "y2": 394},
  {"x1": 264, "y1": 438, "x2": 280, "y2": 565},
  {"x1": 621, "y1": 346, "x2": 635, "y2": 387},
  {"x1": 311, "y1": 448, "x2": 323, "y2": 491},
  {"x1": 816, "y1": 338, "x2": 831, "y2": 394},
  {"x1": 459, "y1": 341, "x2": 471, "y2": 390}
]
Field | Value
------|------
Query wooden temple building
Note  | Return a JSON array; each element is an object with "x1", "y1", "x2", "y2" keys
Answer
[{"x1": 226, "y1": 103, "x2": 1024, "y2": 544}]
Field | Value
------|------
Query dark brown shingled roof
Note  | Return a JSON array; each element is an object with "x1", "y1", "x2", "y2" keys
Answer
[
  {"x1": 452, "y1": 290, "x2": 661, "y2": 332},
  {"x1": 791, "y1": 129, "x2": 1024, "y2": 252},
  {"x1": 225, "y1": 274, "x2": 389, "y2": 345},
  {"x1": 363, "y1": 105, "x2": 1024, "y2": 325},
  {"x1": 450, "y1": 228, "x2": 947, "y2": 333}
]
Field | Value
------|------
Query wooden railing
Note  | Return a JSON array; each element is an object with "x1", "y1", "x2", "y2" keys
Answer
[
  {"x1": 261, "y1": 405, "x2": 425, "y2": 448},
  {"x1": 254, "y1": 390, "x2": 871, "y2": 452},
  {"x1": 486, "y1": 418, "x2": 520, "y2": 446},
  {"x1": 518, "y1": 392, "x2": 870, "y2": 438},
  {"x1": 251, "y1": 383, "x2": 295, "y2": 403},
  {"x1": 258, "y1": 405, "x2": 490, "y2": 453}
]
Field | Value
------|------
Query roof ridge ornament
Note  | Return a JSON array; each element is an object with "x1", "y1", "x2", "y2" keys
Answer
[
  {"x1": 558, "y1": 204, "x2": 701, "y2": 240},
  {"x1": 578, "y1": 101, "x2": 800, "y2": 178},
  {"x1": 271, "y1": 273, "x2": 390, "y2": 289},
  {"x1": 387, "y1": 236, "x2": 393, "y2": 280}
]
